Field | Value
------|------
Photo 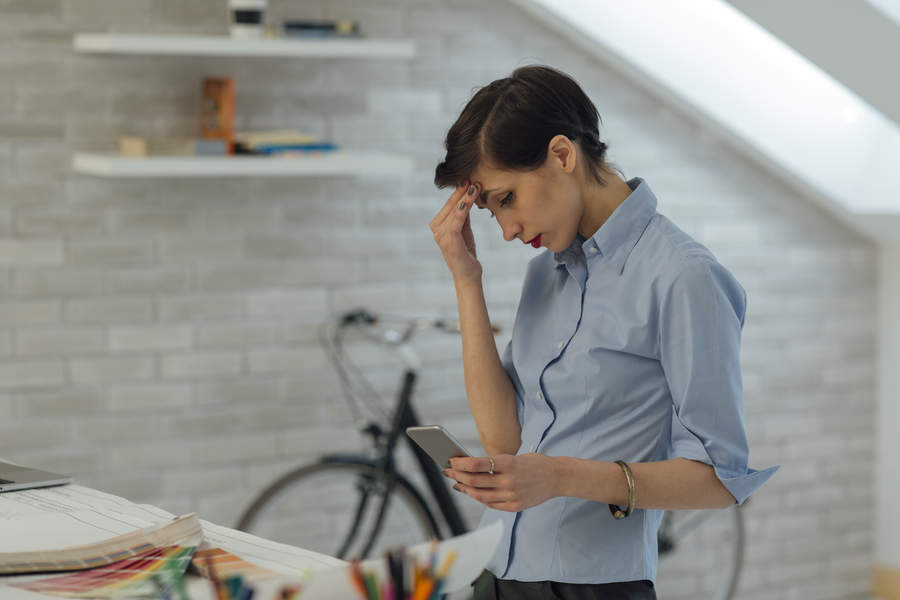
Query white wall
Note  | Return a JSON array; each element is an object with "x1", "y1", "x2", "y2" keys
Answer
[
  {"x1": 0, "y1": 1, "x2": 880, "y2": 598},
  {"x1": 877, "y1": 247, "x2": 900, "y2": 570}
]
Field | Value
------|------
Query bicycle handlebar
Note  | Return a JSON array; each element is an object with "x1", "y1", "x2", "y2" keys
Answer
[
  {"x1": 336, "y1": 308, "x2": 501, "y2": 344},
  {"x1": 323, "y1": 308, "x2": 501, "y2": 426}
]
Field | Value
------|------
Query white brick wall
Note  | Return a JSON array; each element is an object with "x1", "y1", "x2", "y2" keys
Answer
[{"x1": 0, "y1": 1, "x2": 877, "y2": 598}]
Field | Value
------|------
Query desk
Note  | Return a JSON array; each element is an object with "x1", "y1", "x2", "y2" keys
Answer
[{"x1": 0, "y1": 483, "x2": 500, "y2": 599}]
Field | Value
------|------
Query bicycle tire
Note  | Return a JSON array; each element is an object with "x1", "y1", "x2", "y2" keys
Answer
[
  {"x1": 236, "y1": 458, "x2": 441, "y2": 560},
  {"x1": 656, "y1": 505, "x2": 745, "y2": 600}
]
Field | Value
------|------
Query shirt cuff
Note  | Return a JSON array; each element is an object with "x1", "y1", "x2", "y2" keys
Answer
[
  {"x1": 669, "y1": 437, "x2": 780, "y2": 505},
  {"x1": 714, "y1": 464, "x2": 780, "y2": 505}
]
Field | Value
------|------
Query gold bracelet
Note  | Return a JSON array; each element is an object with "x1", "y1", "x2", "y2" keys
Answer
[{"x1": 608, "y1": 460, "x2": 635, "y2": 519}]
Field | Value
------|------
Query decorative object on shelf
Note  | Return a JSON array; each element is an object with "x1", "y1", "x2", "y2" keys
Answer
[
  {"x1": 228, "y1": 0, "x2": 266, "y2": 39},
  {"x1": 282, "y1": 20, "x2": 361, "y2": 38},
  {"x1": 71, "y1": 28, "x2": 416, "y2": 179},
  {"x1": 117, "y1": 135, "x2": 147, "y2": 157},
  {"x1": 201, "y1": 77, "x2": 235, "y2": 154}
]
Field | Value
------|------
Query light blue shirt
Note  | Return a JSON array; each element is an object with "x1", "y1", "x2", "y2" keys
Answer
[{"x1": 478, "y1": 178, "x2": 779, "y2": 585}]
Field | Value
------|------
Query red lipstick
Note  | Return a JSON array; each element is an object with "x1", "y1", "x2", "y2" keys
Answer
[{"x1": 530, "y1": 234, "x2": 542, "y2": 248}]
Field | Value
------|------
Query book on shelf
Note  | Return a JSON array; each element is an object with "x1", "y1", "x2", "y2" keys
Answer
[
  {"x1": 250, "y1": 143, "x2": 339, "y2": 154},
  {"x1": 282, "y1": 19, "x2": 360, "y2": 38},
  {"x1": 233, "y1": 129, "x2": 339, "y2": 155}
]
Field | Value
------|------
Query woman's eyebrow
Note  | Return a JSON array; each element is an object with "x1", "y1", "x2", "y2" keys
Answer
[{"x1": 478, "y1": 187, "x2": 500, "y2": 206}]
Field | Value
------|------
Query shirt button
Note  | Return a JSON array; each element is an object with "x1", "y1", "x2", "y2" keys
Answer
[
  {"x1": 536, "y1": 391, "x2": 542, "y2": 401},
  {"x1": 588, "y1": 246, "x2": 597, "y2": 253},
  {"x1": 557, "y1": 341, "x2": 564, "y2": 349},
  {"x1": 530, "y1": 445, "x2": 536, "y2": 452}
]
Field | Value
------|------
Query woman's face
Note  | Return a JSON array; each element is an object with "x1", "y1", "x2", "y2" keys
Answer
[{"x1": 469, "y1": 136, "x2": 583, "y2": 253}]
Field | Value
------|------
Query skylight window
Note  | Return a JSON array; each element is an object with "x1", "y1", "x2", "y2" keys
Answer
[
  {"x1": 513, "y1": 0, "x2": 900, "y2": 231},
  {"x1": 866, "y1": 0, "x2": 900, "y2": 28}
]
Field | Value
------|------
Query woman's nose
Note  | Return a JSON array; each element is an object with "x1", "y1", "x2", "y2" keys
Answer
[{"x1": 499, "y1": 218, "x2": 521, "y2": 242}]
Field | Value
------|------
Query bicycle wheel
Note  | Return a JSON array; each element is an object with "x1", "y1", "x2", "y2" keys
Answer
[
  {"x1": 655, "y1": 505, "x2": 745, "y2": 600},
  {"x1": 236, "y1": 458, "x2": 441, "y2": 559}
]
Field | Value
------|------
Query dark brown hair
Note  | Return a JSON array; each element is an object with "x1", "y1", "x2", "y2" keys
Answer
[{"x1": 434, "y1": 65, "x2": 610, "y2": 189}]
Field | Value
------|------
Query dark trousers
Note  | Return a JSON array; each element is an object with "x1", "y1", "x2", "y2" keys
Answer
[{"x1": 471, "y1": 570, "x2": 657, "y2": 600}]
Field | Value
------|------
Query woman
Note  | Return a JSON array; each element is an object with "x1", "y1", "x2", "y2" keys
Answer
[{"x1": 429, "y1": 65, "x2": 779, "y2": 599}]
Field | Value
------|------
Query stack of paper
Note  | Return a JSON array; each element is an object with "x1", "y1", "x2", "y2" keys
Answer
[
  {"x1": 0, "y1": 513, "x2": 202, "y2": 575},
  {"x1": 0, "y1": 484, "x2": 501, "y2": 599}
]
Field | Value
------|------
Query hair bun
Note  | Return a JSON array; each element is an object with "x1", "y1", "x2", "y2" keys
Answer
[{"x1": 582, "y1": 135, "x2": 607, "y2": 155}]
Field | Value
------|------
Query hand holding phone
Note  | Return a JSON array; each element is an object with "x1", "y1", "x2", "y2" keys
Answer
[{"x1": 405, "y1": 425, "x2": 472, "y2": 468}]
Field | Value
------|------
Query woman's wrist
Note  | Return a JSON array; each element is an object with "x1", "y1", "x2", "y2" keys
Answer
[
  {"x1": 554, "y1": 457, "x2": 628, "y2": 505},
  {"x1": 453, "y1": 272, "x2": 483, "y2": 294},
  {"x1": 553, "y1": 456, "x2": 582, "y2": 499}
]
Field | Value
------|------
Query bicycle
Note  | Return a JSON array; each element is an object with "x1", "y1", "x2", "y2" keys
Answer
[
  {"x1": 235, "y1": 308, "x2": 746, "y2": 600},
  {"x1": 655, "y1": 496, "x2": 746, "y2": 600},
  {"x1": 236, "y1": 308, "x2": 472, "y2": 560}
]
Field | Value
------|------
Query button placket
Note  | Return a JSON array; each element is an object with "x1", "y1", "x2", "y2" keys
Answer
[{"x1": 531, "y1": 390, "x2": 546, "y2": 453}]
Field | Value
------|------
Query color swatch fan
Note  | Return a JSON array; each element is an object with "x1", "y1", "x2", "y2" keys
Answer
[{"x1": 2, "y1": 514, "x2": 203, "y2": 598}]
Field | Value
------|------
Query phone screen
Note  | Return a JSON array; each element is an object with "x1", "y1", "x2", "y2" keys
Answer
[{"x1": 406, "y1": 425, "x2": 472, "y2": 468}]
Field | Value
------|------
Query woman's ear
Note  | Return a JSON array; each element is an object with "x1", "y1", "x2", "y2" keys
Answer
[{"x1": 547, "y1": 135, "x2": 577, "y2": 174}]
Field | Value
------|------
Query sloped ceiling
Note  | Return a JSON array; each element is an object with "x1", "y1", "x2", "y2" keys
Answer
[
  {"x1": 725, "y1": 0, "x2": 900, "y2": 127},
  {"x1": 510, "y1": 0, "x2": 900, "y2": 243}
]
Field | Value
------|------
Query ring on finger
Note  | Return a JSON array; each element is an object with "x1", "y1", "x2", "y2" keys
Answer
[{"x1": 488, "y1": 457, "x2": 495, "y2": 475}]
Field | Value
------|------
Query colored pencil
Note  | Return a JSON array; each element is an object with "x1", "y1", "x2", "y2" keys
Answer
[
  {"x1": 363, "y1": 571, "x2": 380, "y2": 600},
  {"x1": 436, "y1": 550, "x2": 458, "y2": 580},
  {"x1": 349, "y1": 560, "x2": 368, "y2": 598},
  {"x1": 413, "y1": 578, "x2": 434, "y2": 600}
]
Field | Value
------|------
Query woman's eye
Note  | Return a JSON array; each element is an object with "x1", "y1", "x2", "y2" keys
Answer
[{"x1": 487, "y1": 192, "x2": 512, "y2": 218}]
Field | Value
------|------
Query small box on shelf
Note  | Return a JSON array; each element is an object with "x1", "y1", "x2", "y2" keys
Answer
[{"x1": 117, "y1": 136, "x2": 147, "y2": 157}]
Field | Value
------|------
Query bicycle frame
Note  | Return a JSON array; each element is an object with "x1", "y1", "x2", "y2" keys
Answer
[
  {"x1": 384, "y1": 369, "x2": 468, "y2": 537},
  {"x1": 315, "y1": 368, "x2": 468, "y2": 556}
]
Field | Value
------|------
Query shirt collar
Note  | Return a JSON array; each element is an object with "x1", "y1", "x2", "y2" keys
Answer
[{"x1": 554, "y1": 177, "x2": 657, "y2": 274}]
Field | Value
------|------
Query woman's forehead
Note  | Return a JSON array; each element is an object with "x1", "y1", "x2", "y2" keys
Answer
[{"x1": 471, "y1": 164, "x2": 518, "y2": 192}]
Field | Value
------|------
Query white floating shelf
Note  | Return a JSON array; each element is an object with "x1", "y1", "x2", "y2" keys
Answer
[
  {"x1": 72, "y1": 152, "x2": 416, "y2": 178},
  {"x1": 73, "y1": 33, "x2": 416, "y2": 58}
]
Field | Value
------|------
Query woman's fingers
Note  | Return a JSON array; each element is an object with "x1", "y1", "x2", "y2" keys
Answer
[
  {"x1": 447, "y1": 469, "x2": 500, "y2": 489},
  {"x1": 431, "y1": 182, "x2": 479, "y2": 236},
  {"x1": 455, "y1": 484, "x2": 515, "y2": 505},
  {"x1": 430, "y1": 181, "x2": 483, "y2": 282},
  {"x1": 429, "y1": 182, "x2": 470, "y2": 232},
  {"x1": 449, "y1": 455, "x2": 495, "y2": 474},
  {"x1": 451, "y1": 183, "x2": 479, "y2": 229},
  {"x1": 461, "y1": 213, "x2": 476, "y2": 258}
]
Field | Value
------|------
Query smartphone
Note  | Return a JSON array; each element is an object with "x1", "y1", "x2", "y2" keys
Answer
[{"x1": 405, "y1": 425, "x2": 472, "y2": 468}]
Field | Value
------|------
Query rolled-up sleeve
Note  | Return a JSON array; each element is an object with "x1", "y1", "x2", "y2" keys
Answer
[{"x1": 659, "y1": 258, "x2": 779, "y2": 505}]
